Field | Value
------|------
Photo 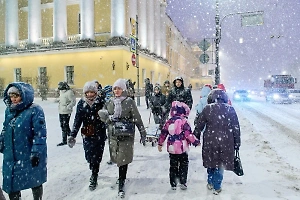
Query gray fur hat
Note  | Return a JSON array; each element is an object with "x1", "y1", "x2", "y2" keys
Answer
[
  {"x1": 83, "y1": 81, "x2": 98, "y2": 93},
  {"x1": 7, "y1": 86, "x2": 20, "y2": 95}
]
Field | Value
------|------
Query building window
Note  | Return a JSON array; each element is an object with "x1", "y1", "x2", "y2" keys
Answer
[
  {"x1": 142, "y1": 69, "x2": 146, "y2": 85},
  {"x1": 38, "y1": 67, "x2": 48, "y2": 86},
  {"x1": 66, "y1": 66, "x2": 74, "y2": 85},
  {"x1": 15, "y1": 68, "x2": 22, "y2": 82}
]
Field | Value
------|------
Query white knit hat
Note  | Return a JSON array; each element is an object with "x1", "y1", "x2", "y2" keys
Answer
[
  {"x1": 7, "y1": 86, "x2": 20, "y2": 95},
  {"x1": 113, "y1": 79, "x2": 127, "y2": 91},
  {"x1": 83, "y1": 81, "x2": 98, "y2": 93}
]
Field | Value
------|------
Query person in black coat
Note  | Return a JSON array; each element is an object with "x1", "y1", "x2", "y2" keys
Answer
[
  {"x1": 162, "y1": 76, "x2": 193, "y2": 114},
  {"x1": 144, "y1": 78, "x2": 153, "y2": 109},
  {"x1": 68, "y1": 81, "x2": 107, "y2": 191},
  {"x1": 149, "y1": 85, "x2": 166, "y2": 126}
]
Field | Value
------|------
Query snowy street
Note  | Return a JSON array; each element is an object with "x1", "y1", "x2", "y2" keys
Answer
[{"x1": 1, "y1": 90, "x2": 300, "y2": 200}]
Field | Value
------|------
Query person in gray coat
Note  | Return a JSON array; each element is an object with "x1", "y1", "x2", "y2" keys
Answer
[
  {"x1": 193, "y1": 89, "x2": 241, "y2": 195},
  {"x1": 98, "y1": 78, "x2": 146, "y2": 198},
  {"x1": 57, "y1": 81, "x2": 76, "y2": 146}
]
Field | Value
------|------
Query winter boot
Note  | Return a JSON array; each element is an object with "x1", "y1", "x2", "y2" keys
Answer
[
  {"x1": 32, "y1": 185, "x2": 43, "y2": 200},
  {"x1": 118, "y1": 179, "x2": 125, "y2": 198},
  {"x1": 89, "y1": 174, "x2": 98, "y2": 191},
  {"x1": 8, "y1": 191, "x2": 21, "y2": 200},
  {"x1": 57, "y1": 132, "x2": 67, "y2": 146}
]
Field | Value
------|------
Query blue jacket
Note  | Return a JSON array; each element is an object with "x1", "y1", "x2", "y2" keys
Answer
[{"x1": 0, "y1": 82, "x2": 47, "y2": 193}]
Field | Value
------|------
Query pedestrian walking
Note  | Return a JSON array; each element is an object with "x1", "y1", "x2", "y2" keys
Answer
[
  {"x1": 158, "y1": 101, "x2": 200, "y2": 190},
  {"x1": 67, "y1": 81, "x2": 107, "y2": 191},
  {"x1": 98, "y1": 78, "x2": 146, "y2": 198},
  {"x1": 195, "y1": 84, "x2": 212, "y2": 114},
  {"x1": 0, "y1": 82, "x2": 47, "y2": 200},
  {"x1": 193, "y1": 89, "x2": 241, "y2": 195},
  {"x1": 145, "y1": 78, "x2": 153, "y2": 109},
  {"x1": 57, "y1": 81, "x2": 76, "y2": 146}
]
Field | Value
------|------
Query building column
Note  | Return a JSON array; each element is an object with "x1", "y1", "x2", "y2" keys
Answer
[
  {"x1": 5, "y1": 0, "x2": 18, "y2": 47},
  {"x1": 111, "y1": 0, "x2": 125, "y2": 37},
  {"x1": 127, "y1": 0, "x2": 137, "y2": 36},
  {"x1": 147, "y1": 0, "x2": 155, "y2": 53},
  {"x1": 53, "y1": 0, "x2": 67, "y2": 43},
  {"x1": 80, "y1": 0, "x2": 95, "y2": 40},
  {"x1": 154, "y1": 0, "x2": 161, "y2": 56},
  {"x1": 160, "y1": 0, "x2": 167, "y2": 58},
  {"x1": 138, "y1": 0, "x2": 147, "y2": 49},
  {"x1": 28, "y1": 0, "x2": 41, "y2": 45}
]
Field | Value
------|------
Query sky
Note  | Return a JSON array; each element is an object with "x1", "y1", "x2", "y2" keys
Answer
[
  {"x1": 166, "y1": 0, "x2": 300, "y2": 90},
  {"x1": 1, "y1": 91, "x2": 300, "y2": 199}
]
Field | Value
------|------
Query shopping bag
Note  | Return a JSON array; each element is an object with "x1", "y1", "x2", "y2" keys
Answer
[{"x1": 233, "y1": 150, "x2": 244, "y2": 176}]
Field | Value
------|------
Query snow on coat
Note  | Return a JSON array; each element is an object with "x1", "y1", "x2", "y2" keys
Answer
[
  {"x1": 58, "y1": 89, "x2": 76, "y2": 114},
  {"x1": 158, "y1": 101, "x2": 200, "y2": 154},
  {"x1": 98, "y1": 94, "x2": 146, "y2": 167},
  {"x1": 0, "y1": 82, "x2": 47, "y2": 194},
  {"x1": 194, "y1": 89, "x2": 241, "y2": 170}
]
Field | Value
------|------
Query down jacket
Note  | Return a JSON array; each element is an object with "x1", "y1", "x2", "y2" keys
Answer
[
  {"x1": 194, "y1": 89, "x2": 240, "y2": 170},
  {"x1": 58, "y1": 89, "x2": 76, "y2": 114},
  {"x1": 98, "y1": 93, "x2": 146, "y2": 167},
  {"x1": 0, "y1": 82, "x2": 47, "y2": 194},
  {"x1": 158, "y1": 101, "x2": 200, "y2": 154}
]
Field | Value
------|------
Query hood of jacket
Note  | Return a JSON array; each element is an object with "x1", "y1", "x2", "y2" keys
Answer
[
  {"x1": 207, "y1": 89, "x2": 228, "y2": 104},
  {"x1": 3, "y1": 82, "x2": 34, "y2": 110},
  {"x1": 169, "y1": 101, "x2": 190, "y2": 118}
]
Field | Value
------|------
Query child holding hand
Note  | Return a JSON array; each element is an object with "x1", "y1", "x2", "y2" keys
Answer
[{"x1": 158, "y1": 101, "x2": 200, "y2": 190}]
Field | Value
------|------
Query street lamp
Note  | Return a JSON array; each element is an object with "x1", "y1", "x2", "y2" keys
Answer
[{"x1": 214, "y1": 0, "x2": 264, "y2": 85}]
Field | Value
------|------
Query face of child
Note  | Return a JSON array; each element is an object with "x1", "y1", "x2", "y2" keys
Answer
[
  {"x1": 113, "y1": 87, "x2": 123, "y2": 97},
  {"x1": 10, "y1": 93, "x2": 22, "y2": 105}
]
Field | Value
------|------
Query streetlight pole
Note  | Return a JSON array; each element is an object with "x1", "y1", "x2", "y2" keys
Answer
[
  {"x1": 215, "y1": 0, "x2": 220, "y2": 85},
  {"x1": 214, "y1": 0, "x2": 263, "y2": 85},
  {"x1": 136, "y1": 15, "x2": 140, "y2": 106}
]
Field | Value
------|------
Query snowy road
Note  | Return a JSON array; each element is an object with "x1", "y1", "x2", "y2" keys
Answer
[{"x1": 0, "y1": 91, "x2": 300, "y2": 200}]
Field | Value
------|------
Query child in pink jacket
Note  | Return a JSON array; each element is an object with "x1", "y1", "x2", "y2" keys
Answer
[{"x1": 158, "y1": 101, "x2": 200, "y2": 190}]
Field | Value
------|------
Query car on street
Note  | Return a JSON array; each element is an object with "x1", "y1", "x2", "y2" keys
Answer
[
  {"x1": 288, "y1": 89, "x2": 300, "y2": 102},
  {"x1": 265, "y1": 89, "x2": 292, "y2": 104},
  {"x1": 233, "y1": 90, "x2": 251, "y2": 101}
]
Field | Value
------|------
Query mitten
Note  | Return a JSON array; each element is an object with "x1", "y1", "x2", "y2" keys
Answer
[
  {"x1": 68, "y1": 136, "x2": 76, "y2": 148},
  {"x1": 30, "y1": 153, "x2": 40, "y2": 167},
  {"x1": 98, "y1": 109, "x2": 109, "y2": 123}
]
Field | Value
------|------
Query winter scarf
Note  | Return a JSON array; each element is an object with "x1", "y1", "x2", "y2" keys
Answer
[{"x1": 112, "y1": 96, "x2": 126, "y2": 118}]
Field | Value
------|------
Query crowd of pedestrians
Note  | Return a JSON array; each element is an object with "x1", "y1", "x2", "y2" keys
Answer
[{"x1": 0, "y1": 77, "x2": 241, "y2": 199}]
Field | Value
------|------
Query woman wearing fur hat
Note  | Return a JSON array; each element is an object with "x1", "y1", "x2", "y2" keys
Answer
[
  {"x1": 67, "y1": 81, "x2": 107, "y2": 191},
  {"x1": 0, "y1": 82, "x2": 47, "y2": 200},
  {"x1": 98, "y1": 78, "x2": 146, "y2": 198}
]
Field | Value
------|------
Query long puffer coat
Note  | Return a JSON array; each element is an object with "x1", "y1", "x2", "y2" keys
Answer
[
  {"x1": 99, "y1": 93, "x2": 146, "y2": 167},
  {"x1": 0, "y1": 82, "x2": 47, "y2": 194},
  {"x1": 194, "y1": 89, "x2": 241, "y2": 170},
  {"x1": 195, "y1": 85, "x2": 211, "y2": 114},
  {"x1": 71, "y1": 96, "x2": 107, "y2": 164}
]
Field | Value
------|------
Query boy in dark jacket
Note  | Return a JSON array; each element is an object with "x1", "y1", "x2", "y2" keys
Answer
[{"x1": 149, "y1": 85, "x2": 166, "y2": 126}]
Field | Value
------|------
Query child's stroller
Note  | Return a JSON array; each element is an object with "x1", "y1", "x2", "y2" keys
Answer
[{"x1": 144, "y1": 112, "x2": 165, "y2": 146}]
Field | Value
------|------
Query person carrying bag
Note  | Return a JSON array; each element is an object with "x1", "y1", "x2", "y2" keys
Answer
[{"x1": 98, "y1": 78, "x2": 146, "y2": 198}]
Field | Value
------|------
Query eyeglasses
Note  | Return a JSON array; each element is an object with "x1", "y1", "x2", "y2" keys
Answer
[{"x1": 9, "y1": 93, "x2": 20, "y2": 98}]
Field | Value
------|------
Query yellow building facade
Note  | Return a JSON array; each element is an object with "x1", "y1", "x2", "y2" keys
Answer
[{"x1": 0, "y1": 0, "x2": 203, "y2": 95}]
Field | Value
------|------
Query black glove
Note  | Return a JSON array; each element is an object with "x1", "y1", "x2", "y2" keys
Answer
[{"x1": 30, "y1": 153, "x2": 40, "y2": 167}]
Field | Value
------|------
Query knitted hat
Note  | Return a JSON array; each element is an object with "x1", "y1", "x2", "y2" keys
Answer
[
  {"x1": 170, "y1": 101, "x2": 190, "y2": 117},
  {"x1": 7, "y1": 86, "x2": 20, "y2": 95},
  {"x1": 113, "y1": 79, "x2": 127, "y2": 91},
  {"x1": 154, "y1": 85, "x2": 161, "y2": 91},
  {"x1": 83, "y1": 81, "x2": 98, "y2": 93}
]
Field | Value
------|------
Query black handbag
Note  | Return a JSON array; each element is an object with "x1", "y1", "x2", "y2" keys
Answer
[
  {"x1": 233, "y1": 150, "x2": 244, "y2": 176},
  {"x1": 112, "y1": 120, "x2": 135, "y2": 137}
]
